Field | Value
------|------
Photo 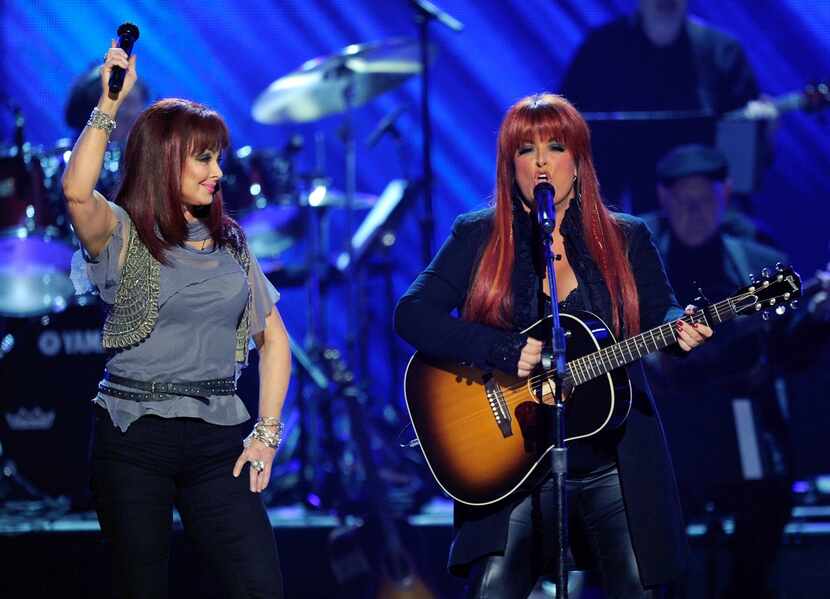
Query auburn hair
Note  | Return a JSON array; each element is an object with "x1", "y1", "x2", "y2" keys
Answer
[
  {"x1": 115, "y1": 98, "x2": 241, "y2": 263},
  {"x1": 463, "y1": 93, "x2": 640, "y2": 337}
]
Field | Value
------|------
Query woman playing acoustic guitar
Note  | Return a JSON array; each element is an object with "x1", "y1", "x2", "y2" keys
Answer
[{"x1": 395, "y1": 93, "x2": 712, "y2": 598}]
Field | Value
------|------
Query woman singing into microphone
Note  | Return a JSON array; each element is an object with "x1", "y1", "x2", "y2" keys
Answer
[{"x1": 395, "y1": 93, "x2": 712, "y2": 597}]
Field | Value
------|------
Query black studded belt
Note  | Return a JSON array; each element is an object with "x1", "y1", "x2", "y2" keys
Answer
[{"x1": 98, "y1": 370, "x2": 236, "y2": 402}]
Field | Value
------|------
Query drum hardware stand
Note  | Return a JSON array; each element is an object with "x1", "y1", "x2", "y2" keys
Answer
[
  {"x1": 409, "y1": 0, "x2": 463, "y2": 264},
  {"x1": 535, "y1": 183, "x2": 570, "y2": 599},
  {"x1": 366, "y1": 104, "x2": 413, "y2": 181},
  {"x1": 291, "y1": 74, "x2": 364, "y2": 507},
  {"x1": 246, "y1": 37, "x2": 429, "y2": 509},
  {"x1": 700, "y1": 500, "x2": 729, "y2": 599},
  {"x1": 295, "y1": 189, "x2": 346, "y2": 509},
  {"x1": 0, "y1": 450, "x2": 44, "y2": 502},
  {"x1": 330, "y1": 63, "x2": 370, "y2": 383},
  {"x1": 8, "y1": 103, "x2": 39, "y2": 232}
]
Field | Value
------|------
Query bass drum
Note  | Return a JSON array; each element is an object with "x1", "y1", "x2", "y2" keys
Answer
[{"x1": 0, "y1": 296, "x2": 106, "y2": 506}]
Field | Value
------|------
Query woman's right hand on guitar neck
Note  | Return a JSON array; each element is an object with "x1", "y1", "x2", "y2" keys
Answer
[{"x1": 517, "y1": 337, "x2": 543, "y2": 377}]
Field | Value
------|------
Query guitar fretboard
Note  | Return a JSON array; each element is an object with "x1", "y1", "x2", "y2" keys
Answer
[{"x1": 564, "y1": 295, "x2": 746, "y2": 387}]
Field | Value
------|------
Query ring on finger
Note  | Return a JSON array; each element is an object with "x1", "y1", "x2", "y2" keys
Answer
[{"x1": 250, "y1": 459, "x2": 265, "y2": 473}]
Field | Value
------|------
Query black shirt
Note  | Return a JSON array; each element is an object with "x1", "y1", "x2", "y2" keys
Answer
[{"x1": 561, "y1": 14, "x2": 760, "y2": 213}]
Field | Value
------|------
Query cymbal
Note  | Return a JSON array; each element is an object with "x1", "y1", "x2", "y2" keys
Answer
[{"x1": 252, "y1": 37, "x2": 422, "y2": 124}]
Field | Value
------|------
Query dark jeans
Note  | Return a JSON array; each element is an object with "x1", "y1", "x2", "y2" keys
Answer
[
  {"x1": 466, "y1": 467, "x2": 663, "y2": 599},
  {"x1": 91, "y1": 407, "x2": 283, "y2": 599}
]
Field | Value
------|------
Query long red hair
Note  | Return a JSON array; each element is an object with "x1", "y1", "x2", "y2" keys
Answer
[
  {"x1": 463, "y1": 93, "x2": 640, "y2": 337},
  {"x1": 115, "y1": 98, "x2": 241, "y2": 263}
]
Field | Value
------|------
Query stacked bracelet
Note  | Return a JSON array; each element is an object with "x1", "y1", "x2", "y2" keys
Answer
[
  {"x1": 87, "y1": 107, "x2": 116, "y2": 137},
  {"x1": 244, "y1": 417, "x2": 284, "y2": 449}
]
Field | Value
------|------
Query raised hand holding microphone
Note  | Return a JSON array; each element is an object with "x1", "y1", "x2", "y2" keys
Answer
[
  {"x1": 108, "y1": 23, "x2": 139, "y2": 96},
  {"x1": 62, "y1": 29, "x2": 140, "y2": 257},
  {"x1": 101, "y1": 24, "x2": 139, "y2": 105}
]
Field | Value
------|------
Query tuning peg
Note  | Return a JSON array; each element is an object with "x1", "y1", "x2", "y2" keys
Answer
[
  {"x1": 791, "y1": 300, "x2": 799, "y2": 310},
  {"x1": 762, "y1": 310, "x2": 771, "y2": 321},
  {"x1": 761, "y1": 267, "x2": 770, "y2": 278},
  {"x1": 775, "y1": 262, "x2": 784, "y2": 272},
  {"x1": 749, "y1": 273, "x2": 757, "y2": 284},
  {"x1": 775, "y1": 305, "x2": 787, "y2": 316}
]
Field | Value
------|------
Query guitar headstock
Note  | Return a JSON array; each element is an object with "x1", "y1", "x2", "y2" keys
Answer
[{"x1": 732, "y1": 263, "x2": 802, "y2": 318}]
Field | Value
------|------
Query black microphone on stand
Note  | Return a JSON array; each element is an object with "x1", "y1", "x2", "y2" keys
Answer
[
  {"x1": 534, "y1": 181, "x2": 556, "y2": 234},
  {"x1": 109, "y1": 22, "x2": 140, "y2": 96},
  {"x1": 533, "y1": 177, "x2": 570, "y2": 599}
]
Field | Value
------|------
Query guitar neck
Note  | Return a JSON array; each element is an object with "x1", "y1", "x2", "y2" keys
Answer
[
  {"x1": 723, "y1": 83, "x2": 830, "y2": 120},
  {"x1": 772, "y1": 91, "x2": 808, "y2": 114},
  {"x1": 564, "y1": 297, "x2": 741, "y2": 387}
]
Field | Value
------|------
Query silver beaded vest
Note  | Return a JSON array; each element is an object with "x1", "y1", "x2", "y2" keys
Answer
[{"x1": 101, "y1": 217, "x2": 253, "y2": 364}]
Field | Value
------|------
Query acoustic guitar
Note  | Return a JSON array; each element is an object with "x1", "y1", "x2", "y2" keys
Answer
[{"x1": 403, "y1": 265, "x2": 802, "y2": 506}]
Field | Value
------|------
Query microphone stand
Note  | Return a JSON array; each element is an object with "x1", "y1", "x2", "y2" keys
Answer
[
  {"x1": 536, "y1": 189, "x2": 569, "y2": 598},
  {"x1": 409, "y1": 0, "x2": 463, "y2": 264}
]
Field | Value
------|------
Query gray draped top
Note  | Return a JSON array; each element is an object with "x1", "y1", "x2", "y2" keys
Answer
[{"x1": 72, "y1": 203, "x2": 280, "y2": 431}]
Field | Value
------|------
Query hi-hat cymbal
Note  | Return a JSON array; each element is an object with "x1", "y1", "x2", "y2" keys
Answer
[{"x1": 252, "y1": 37, "x2": 423, "y2": 124}]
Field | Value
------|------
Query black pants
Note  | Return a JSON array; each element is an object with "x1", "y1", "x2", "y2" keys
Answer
[
  {"x1": 466, "y1": 467, "x2": 663, "y2": 599},
  {"x1": 91, "y1": 407, "x2": 283, "y2": 599}
]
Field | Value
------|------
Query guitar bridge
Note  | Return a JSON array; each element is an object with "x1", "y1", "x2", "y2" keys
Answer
[{"x1": 484, "y1": 377, "x2": 512, "y2": 438}]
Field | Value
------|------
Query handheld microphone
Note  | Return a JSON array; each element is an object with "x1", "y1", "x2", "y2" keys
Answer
[
  {"x1": 109, "y1": 22, "x2": 140, "y2": 96},
  {"x1": 533, "y1": 181, "x2": 556, "y2": 234}
]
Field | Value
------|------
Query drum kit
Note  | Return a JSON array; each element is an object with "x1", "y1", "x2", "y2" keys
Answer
[{"x1": 0, "y1": 36, "x2": 426, "y2": 506}]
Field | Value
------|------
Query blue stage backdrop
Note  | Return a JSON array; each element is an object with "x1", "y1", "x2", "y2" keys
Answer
[{"x1": 2, "y1": 1, "x2": 829, "y2": 489}]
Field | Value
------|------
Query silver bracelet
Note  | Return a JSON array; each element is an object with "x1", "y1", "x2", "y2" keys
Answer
[
  {"x1": 87, "y1": 107, "x2": 116, "y2": 137},
  {"x1": 243, "y1": 419, "x2": 285, "y2": 449}
]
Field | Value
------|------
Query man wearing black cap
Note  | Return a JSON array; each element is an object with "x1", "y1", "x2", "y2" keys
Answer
[{"x1": 643, "y1": 144, "x2": 829, "y2": 597}]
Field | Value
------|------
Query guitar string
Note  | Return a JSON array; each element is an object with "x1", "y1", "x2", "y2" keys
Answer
[
  {"x1": 426, "y1": 288, "x2": 781, "y2": 429},
  {"x1": 501, "y1": 297, "x2": 734, "y2": 394},
  {"x1": 507, "y1": 285, "x2": 777, "y2": 392},
  {"x1": 437, "y1": 311, "x2": 715, "y2": 429},
  {"x1": 432, "y1": 315, "x2": 704, "y2": 425}
]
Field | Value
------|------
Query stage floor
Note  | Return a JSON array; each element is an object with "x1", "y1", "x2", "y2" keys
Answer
[{"x1": 2, "y1": 500, "x2": 830, "y2": 597}]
